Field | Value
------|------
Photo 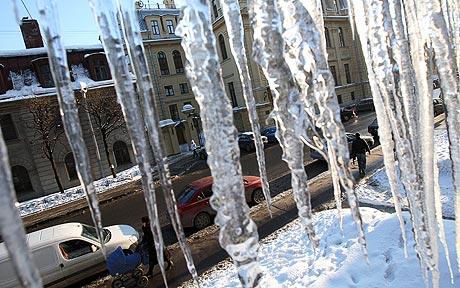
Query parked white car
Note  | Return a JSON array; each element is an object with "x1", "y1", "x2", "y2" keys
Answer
[{"x1": 0, "y1": 223, "x2": 139, "y2": 288}]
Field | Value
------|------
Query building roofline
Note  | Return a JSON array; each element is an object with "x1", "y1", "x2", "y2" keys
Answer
[{"x1": 0, "y1": 44, "x2": 104, "y2": 58}]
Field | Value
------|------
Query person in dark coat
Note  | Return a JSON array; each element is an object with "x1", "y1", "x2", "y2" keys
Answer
[
  {"x1": 351, "y1": 133, "x2": 371, "y2": 177},
  {"x1": 141, "y1": 216, "x2": 172, "y2": 277}
]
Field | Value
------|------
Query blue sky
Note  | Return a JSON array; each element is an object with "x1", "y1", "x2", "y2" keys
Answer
[{"x1": 0, "y1": 0, "x2": 103, "y2": 50}]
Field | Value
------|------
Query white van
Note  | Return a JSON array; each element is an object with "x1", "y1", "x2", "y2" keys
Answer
[{"x1": 0, "y1": 222, "x2": 139, "y2": 287}]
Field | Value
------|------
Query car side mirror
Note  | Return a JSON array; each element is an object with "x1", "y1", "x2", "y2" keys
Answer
[
  {"x1": 197, "y1": 195, "x2": 203, "y2": 201},
  {"x1": 91, "y1": 245, "x2": 99, "y2": 253}
]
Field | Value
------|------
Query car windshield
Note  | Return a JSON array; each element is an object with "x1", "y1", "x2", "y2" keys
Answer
[
  {"x1": 81, "y1": 224, "x2": 110, "y2": 243},
  {"x1": 178, "y1": 186, "x2": 197, "y2": 204}
]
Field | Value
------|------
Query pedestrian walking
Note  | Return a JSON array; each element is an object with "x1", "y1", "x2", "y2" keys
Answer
[
  {"x1": 140, "y1": 216, "x2": 173, "y2": 277},
  {"x1": 190, "y1": 140, "x2": 198, "y2": 158},
  {"x1": 351, "y1": 133, "x2": 371, "y2": 177}
]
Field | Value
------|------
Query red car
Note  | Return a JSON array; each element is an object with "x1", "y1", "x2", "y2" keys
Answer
[{"x1": 177, "y1": 176, "x2": 264, "y2": 230}]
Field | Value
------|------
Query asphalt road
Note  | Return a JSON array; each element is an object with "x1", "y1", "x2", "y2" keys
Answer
[{"x1": 28, "y1": 111, "x2": 377, "y2": 246}]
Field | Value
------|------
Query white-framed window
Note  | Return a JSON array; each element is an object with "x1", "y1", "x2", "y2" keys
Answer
[
  {"x1": 166, "y1": 20, "x2": 175, "y2": 34},
  {"x1": 151, "y1": 20, "x2": 160, "y2": 35},
  {"x1": 180, "y1": 83, "x2": 189, "y2": 94},
  {"x1": 165, "y1": 85, "x2": 175, "y2": 96}
]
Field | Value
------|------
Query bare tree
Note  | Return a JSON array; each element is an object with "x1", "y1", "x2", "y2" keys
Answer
[
  {"x1": 79, "y1": 89, "x2": 125, "y2": 178},
  {"x1": 28, "y1": 96, "x2": 65, "y2": 193}
]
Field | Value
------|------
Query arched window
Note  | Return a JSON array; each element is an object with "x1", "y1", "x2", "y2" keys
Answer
[
  {"x1": 11, "y1": 165, "x2": 33, "y2": 194},
  {"x1": 113, "y1": 141, "x2": 131, "y2": 166},
  {"x1": 158, "y1": 52, "x2": 170, "y2": 75},
  {"x1": 172, "y1": 50, "x2": 184, "y2": 74},
  {"x1": 64, "y1": 152, "x2": 78, "y2": 180},
  {"x1": 338, "y1": 27, "x2": 345, "y2": 47},
  {"x1": 218, "y1": 35, "x2": 228, "y2": 60},
  {"x1": 325, "y1": 28, "x2": 332, "y2": 48}
]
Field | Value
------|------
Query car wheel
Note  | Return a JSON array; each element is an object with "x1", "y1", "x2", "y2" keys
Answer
[
  {"x1": 251, "y1": 188, "x2": 265, "y2": 205},
  {"x1": 111, "y1": 279, "x2": 123, "y2": 288},
  {"x1": 193, "y1": 212, "x2": 212, "y2": 230},
  {"x1": 137, "y1": 276, "x2": 149, "y2": 287}
]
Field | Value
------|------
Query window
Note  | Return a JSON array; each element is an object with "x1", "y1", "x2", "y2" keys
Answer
[
  {"x1": 338, "y1": 0, "x2": 347, "y2": 9},
  {"x1": 218, "y1": 34, "x2": 228, "y2": 60},
  {"x1": 351, "y1": 91, "x2": 355, "y2": 100},
  {"x1": 59, "y1": 240, "x2": 95, "y2": 260},
  {"x1": 166, "y1": 20, "x2": 175, "y2": 34},
  {"x1": 0, "y1": 114, "x2": 18, "y2": 141},
  {"x1": 172, "y1": 50, "x2": 184, "y2": 74},
  {"x1": 338, "y1": 28, "x2": 345, "y2": 47},
  {"x1": 228, "y1": 82, "x2": 238, "y2": 107},
  {"x1": 325, "y1": 28, "x2": 332, "y2": 48},
  {"x1": 330, "y1": 65, "x2": 339, "y2": 86},
  {"x1": 169, "y1": 104, "x2": 179, "y2": 120},
  {"x1": 337, "y1": 94, "x2": 343, "y2": 104},
  {"x1": 212, "y1": 0, "x2": 218, "y2": 18},
  {"x1": 151, "y1": 20, "x2": 160, "y2": 35},
  {"x1": 113, "y1": 141, "x2": 131, "y2": 166},
  {"x1": 158, "y1": 52, "x2": 170, "y2": 75},
  {"x1": 180, "y1": 83, "x2": 189, "y2": 94},
  {"x1": 39, "y1": 64, "x2": 54, "y2": 88},
  {"x1": 93, "y1": 59, "x2": 110, "y2": 81},
  {"x1": 164, "y1": 85, "x2": 175, "y2": 96},
  {"x1": 64, "y1": 152, "x2": 78, "y2": 180},
  {"x1": 11, "y1": 165, "x2": 33, "y2": 194},
  {"x1": 344, "y1": 63, "x2": 352, "y2": 84}
]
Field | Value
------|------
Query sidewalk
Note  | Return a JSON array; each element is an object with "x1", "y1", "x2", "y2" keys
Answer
[{"x1": 22, "y1": 151, "x2": 201, "y2": 228}]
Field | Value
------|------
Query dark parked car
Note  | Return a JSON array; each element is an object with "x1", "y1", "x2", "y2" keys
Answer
[
  {"x1": 368, "y1": 118, "x2": 379, "y2": 140},
  {"x1": 340, "y1": 107, "x2": 356, "y2": 122},
  {"x1": 238, "y1": 132, "x2": 268, "y2": 152},
  {"x1": 261, "y1": 126, "x2": 277, "y2": 143},
  {"x1": 356, "y1": 98, "x2": 375, "y2": 111},
  {"x1": 433, "y1": 98, "x2": 444, "y2": 116}
]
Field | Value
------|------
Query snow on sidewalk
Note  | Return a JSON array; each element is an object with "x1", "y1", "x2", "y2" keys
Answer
[
  {"x1": 180, "y1": 207, "x2": 459, "y2": 287},
  {"x1": 355, "y1": 128, "x2": 455, "y2": 218},
  {"x1": 18, "y1": 151, "x2": 193, "y2": 217}
]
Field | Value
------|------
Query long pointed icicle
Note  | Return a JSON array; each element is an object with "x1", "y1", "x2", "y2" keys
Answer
[
  {"x1": 116, "y1": 0, "x2": 198, "y2": 282},
  {"x1": 220, "y1": 0, "x2": 272, "y2": 215},
  {"x1": 0, "y1": 130, "x2": 42, "y2": 287},
  {"x1": 176, "y1": 1, "x2": 264, "y2": 286},
  {"x1": 417, "y1": 0, "x2": 460, "y2": 272},
  {"x1": 87, "y1": 0, "x2": 168, "y2": 285},
  {"x1": 279, "y1": 0, "x2": 367, "y2": 253},
  {"x1": 248, "y1": 0, "x2": 319, "y2": 248},
  {"x1": 37, "y1": 0, "x2": 106, "y2": 257}
]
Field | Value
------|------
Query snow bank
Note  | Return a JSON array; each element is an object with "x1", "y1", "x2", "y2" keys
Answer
[
  {"x1": 18, "y1": 165, "x2": 141, "y2": 217},
  {"x1": 355, "y1": 128, "x2": 454, "y2": 218},
  {"x1": 181, "y1": 208, "x2": 458, "y2": 287}
]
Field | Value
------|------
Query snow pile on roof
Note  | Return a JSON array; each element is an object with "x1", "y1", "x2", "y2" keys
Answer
[
  {"x1": 18, "y1": 165, "x2": 141, "y2": 217},
  {"x1": 0, "y1": 64, "x2": 117, "y2": 102},
  {"x1": 159, "y1": 119, "x2": 175, "y2": 127},
  {"x1": 180, "y1": 207, "x2": 458, "y2": 287},
  {"x1": 355, "y1": 128, "x2": 454, "y2": 218},
  {"x1": 0, "y1": 44, "x2": 103, "y2": 58}
]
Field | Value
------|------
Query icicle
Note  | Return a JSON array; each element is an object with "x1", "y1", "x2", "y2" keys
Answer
[
  {"x1": 0, "y1": 131, "x2": 42, "y2": 287},
  {"x1": 116, "y1": 0, "x2": 199, "y2": 283},
  {"x1": 37, "y1": 0, "x2": 107, "y2": 257},
  {"x1": 416, "y1": 0, "x2": 460, "y2": 272},
  {"x1": 87, "y1": 0, "x2": 168, "y2": 285},
  {"x1": 278, "y1": 0, "x2": 368, "y2": 253},
  {"x1": 433, "y1": 153, "x2": 454, "y2": 281},
  {"x1": 220, "y1": 0, "x2": 272, "y2": 216},
  {"x1": 175, "y1": 1, "x2": 265, "y2": 286}
]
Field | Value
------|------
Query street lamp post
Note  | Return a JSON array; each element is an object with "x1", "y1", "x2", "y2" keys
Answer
[{"x1": 182, "y1": 104, "x2": 202, "y2": 146}]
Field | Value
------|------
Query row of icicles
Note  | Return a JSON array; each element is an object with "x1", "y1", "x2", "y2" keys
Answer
[{"x1": 0, "y1": 0, "x2": 458, "y2": 287}]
